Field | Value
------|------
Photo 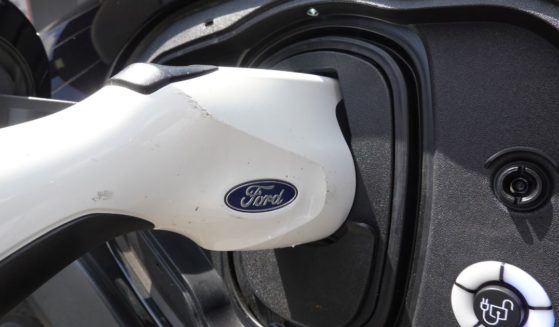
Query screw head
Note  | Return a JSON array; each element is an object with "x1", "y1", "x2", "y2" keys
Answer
[
  {"x1": 510, "y1": 177, "x2": 529, "y2": 195},
  {"x1": 306, "y1": 7, "x2": 319, "y2": 17}
]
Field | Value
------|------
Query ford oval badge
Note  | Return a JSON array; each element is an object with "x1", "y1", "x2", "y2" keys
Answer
[{"x1": 225, "y1": 179, "x2": 298, "y2": 213}]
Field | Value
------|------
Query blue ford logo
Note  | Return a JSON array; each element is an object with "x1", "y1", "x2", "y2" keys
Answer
[{"x1": 225, "y1": 179, "x2": 298, "y2": 213}]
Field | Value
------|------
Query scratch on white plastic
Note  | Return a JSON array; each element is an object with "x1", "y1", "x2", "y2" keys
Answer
[{"x1": 92, "y1": 190, "x2": 114, "y2": 202}]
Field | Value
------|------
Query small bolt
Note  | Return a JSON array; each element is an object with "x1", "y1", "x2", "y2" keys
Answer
[
  {"x1": 307, "y1": 7, "x2": 319, "y2": 17},
  {"x1": 510, "y1": 177, "x2": 529, "y2": 195}
]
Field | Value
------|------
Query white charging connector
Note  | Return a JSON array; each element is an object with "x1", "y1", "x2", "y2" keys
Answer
[{"x1": 0, "y1": 65, "x2": 356, "y2": 259}]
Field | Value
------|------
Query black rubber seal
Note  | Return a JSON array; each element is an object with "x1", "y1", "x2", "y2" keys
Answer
[{"x1": 0, "y1": 214, "x2": 153, "y2": 317}]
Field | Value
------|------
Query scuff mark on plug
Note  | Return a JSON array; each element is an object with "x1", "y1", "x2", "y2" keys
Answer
[{"x1": 92, "y1": 190, "x2": 114, "y2": 202}]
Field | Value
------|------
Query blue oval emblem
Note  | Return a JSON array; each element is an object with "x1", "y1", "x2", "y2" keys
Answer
[{"x1": 225, "y1": 179, "x2": 298, "y2": 213}]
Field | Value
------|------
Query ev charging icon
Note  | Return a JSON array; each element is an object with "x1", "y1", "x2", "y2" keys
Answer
[
  {"x1": 479, "y1": 298, "x2": 514, "y2": 326},
  {"x1": 473, "y1": 284, "x2": 525, "y2": 327}
]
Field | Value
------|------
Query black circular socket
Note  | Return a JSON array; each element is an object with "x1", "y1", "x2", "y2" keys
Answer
[
  {"x1": 493, "y1": 161, "x2": 551, "y2": 211},
  {"x1": 473, "y1": 284, "x2": 526, "y2": 327},
  {"x1": 510, "y1": 177, "x2": 528, "y2": 194}
]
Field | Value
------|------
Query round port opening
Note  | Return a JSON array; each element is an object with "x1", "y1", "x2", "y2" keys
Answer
[{"x1": 493, "y1": 161, "x2": 551, "y2": 211}]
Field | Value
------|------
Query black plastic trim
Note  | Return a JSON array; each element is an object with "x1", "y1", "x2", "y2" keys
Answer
[
  {"x1": 528, "y1": 306, "x2": 554, "y2": 311},
  {"x1": 454, "y1": 283, "x2": 476, "y2": 294},
  {"x1": 485, "y1": 146, "x2": 559, "y2": 172},
  {"x1": 106, "y1": 63, "x2": 217, "y2": 94},
  {"x1": 78, "y1": 248, "x2": 157, "y2": 326},
  {"x1": 0, "y1": 214, "x2": 153, "y2": 317}
]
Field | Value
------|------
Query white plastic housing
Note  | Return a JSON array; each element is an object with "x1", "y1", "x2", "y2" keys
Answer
[{"x1": 0, "y1": 67, "x2": 356, "y2": 260}]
